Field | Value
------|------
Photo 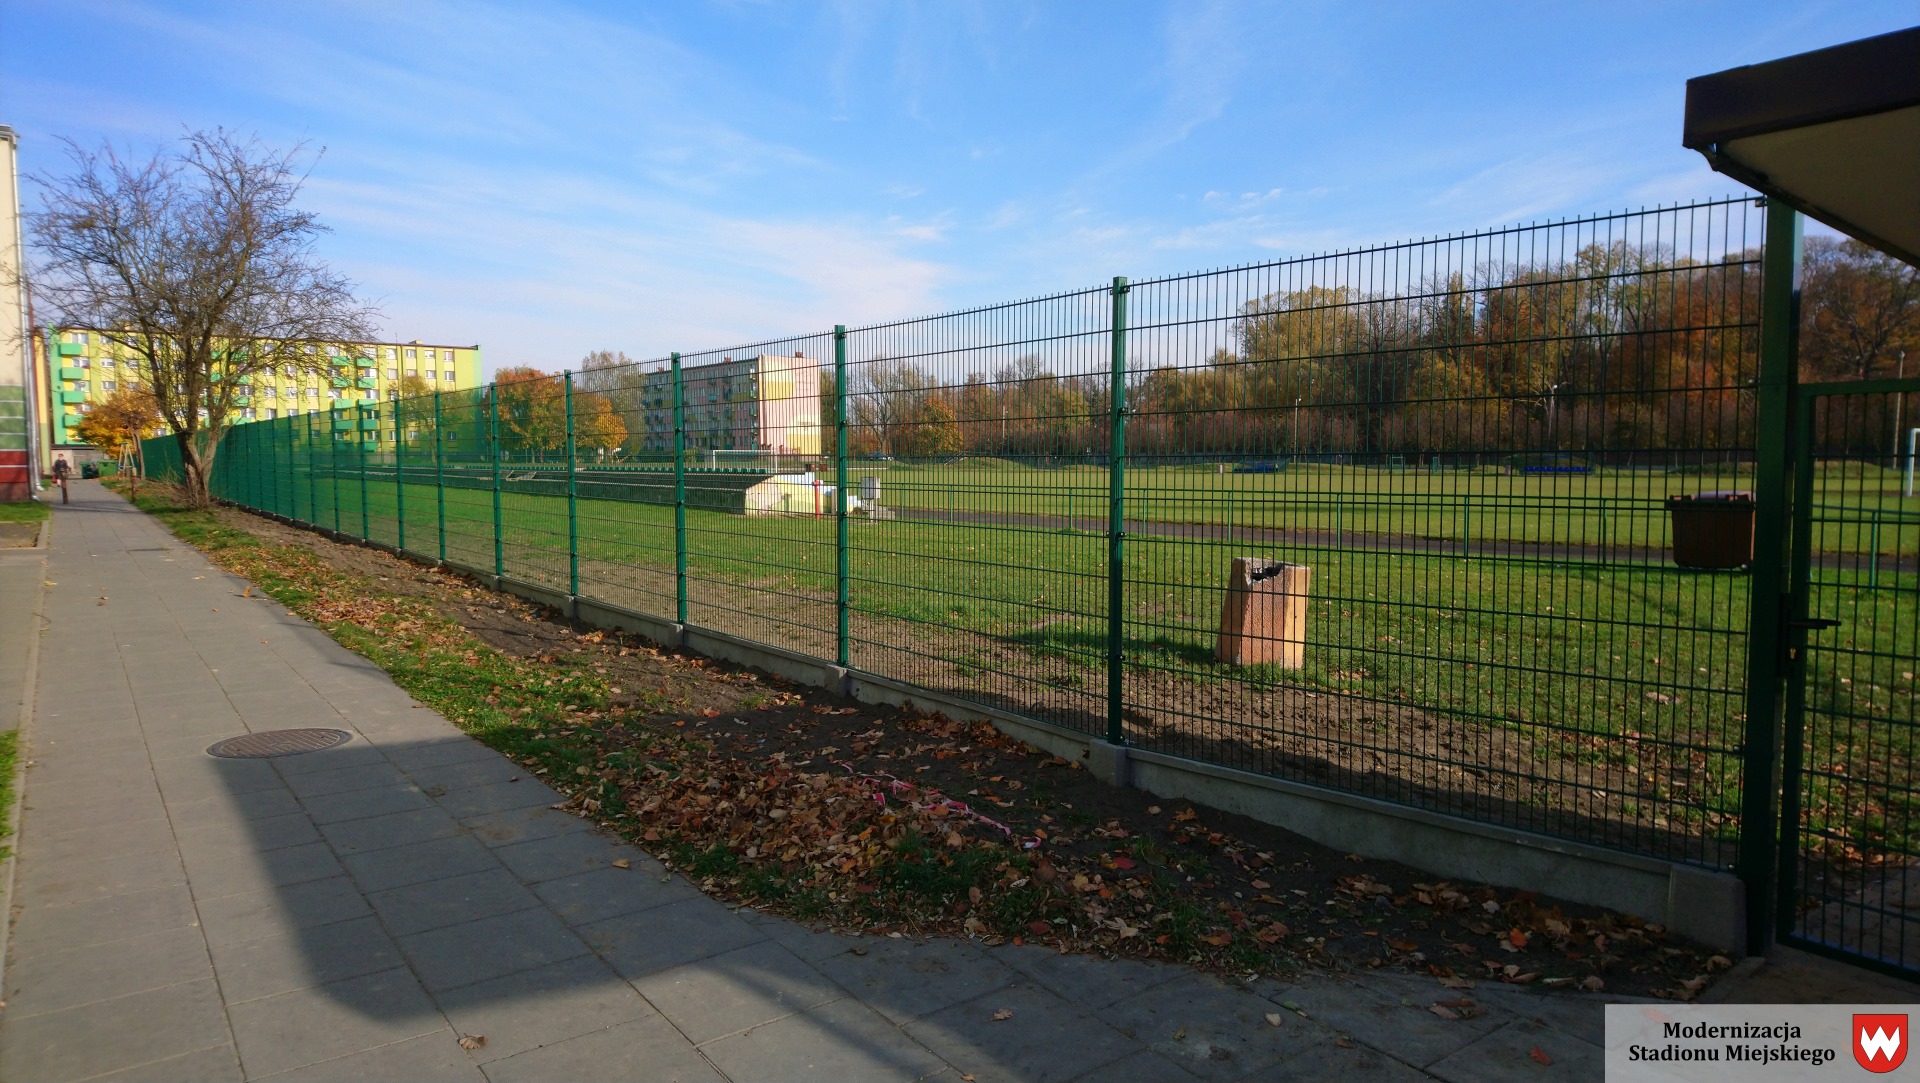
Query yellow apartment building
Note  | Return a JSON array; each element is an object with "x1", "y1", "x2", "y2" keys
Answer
[{"x1": 36, "y1": 329, "x2": 482, "y2": 468}]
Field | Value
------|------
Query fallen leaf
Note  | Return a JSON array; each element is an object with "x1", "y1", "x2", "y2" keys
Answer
[
  {"x1": 1173, "y1": 1027, "x2": 1187, "y2": 1040},
  {"x1": 1429, "y1": 1004, "x2": 1460, "y2": 1021},
  {"x1": 1529, "y1": 1047, "x2": 1553, "y2": 1065},
  {"x1": 1264, "y1": 1013, "x2": 1283, "y2": 1027},
  {"x1": 1579, "y1": 975, "x2": 1605, "y2": 992},
  {"x1": 1250, "y1": 879, "x2": 1271, "y2": 890},
  {"x1": 991, "y1": 1009, "x2": 1014, "y2": 1022},
  {"x1": 611, "y1": 858, "x2": 630, "y2": 869},
  {"x1": 458, "y1": 1034, "x2": 486, "y2": 1050}
]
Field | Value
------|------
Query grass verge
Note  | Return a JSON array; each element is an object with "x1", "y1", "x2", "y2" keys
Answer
[{"x1": 0, "y1": 501, "x2": 50, "y2": 525}]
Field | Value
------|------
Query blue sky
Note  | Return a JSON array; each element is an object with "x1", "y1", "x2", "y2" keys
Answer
[{"x1": 4, "y1": 1, "x2": 1913, "y2": 374}]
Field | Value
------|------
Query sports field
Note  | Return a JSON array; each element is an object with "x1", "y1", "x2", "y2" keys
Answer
[{"x1": 257, "y1": 458, "x2": 1917, "y2": 864}]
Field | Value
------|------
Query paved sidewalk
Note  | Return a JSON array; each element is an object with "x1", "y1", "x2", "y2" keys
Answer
[{"x1": 1, "y1": 482, "x2": 1616, "y2": 1082}]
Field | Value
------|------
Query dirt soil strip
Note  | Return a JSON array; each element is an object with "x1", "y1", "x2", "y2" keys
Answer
[{"x1": 189, "y1": 496, "x2": 1733, "y2": 1000}]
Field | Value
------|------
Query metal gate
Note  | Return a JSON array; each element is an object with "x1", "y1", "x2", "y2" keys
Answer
[{"x1": 1779, "y1": 377, "x2": 1920, "y2": 975}]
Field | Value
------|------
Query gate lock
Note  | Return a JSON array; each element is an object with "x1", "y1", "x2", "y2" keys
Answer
[{"x1": 1787, "y1": 618, "x2": 1842, "y2": 631}]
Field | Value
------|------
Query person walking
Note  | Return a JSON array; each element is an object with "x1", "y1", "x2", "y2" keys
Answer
[{"x1": 51, "y1": 455, "x2": 71, "y2": 504}]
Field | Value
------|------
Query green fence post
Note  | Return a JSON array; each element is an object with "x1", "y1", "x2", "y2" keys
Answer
[
  {"x1": 565, "y1": 370, "x2": 579, "y2": 597},
  {"x1": 490, "y1": 383, "x2": 504, "y2": 578},
  {"x1": 834, "y1": 326, "x2": 850, "y2": 667},
  {"x1": 357, "y1": 403, "x2": 370, "y2": 540},
  {"x1": 307, "y1": 410, "x2": 317, "y2": 526},
  {"x1": 395, "y1": 401, "x2": 407, "y2": 554},
  {"x1": 434, "y1": 391, "x2": 446, "y2": 563},
  {"x1": 1741, "y1": 200, "x2": 1802, "y2": 957},
  {"x1": 331, "y1": 409, "x2": 342, "y2": 534},
  {"x1": 672, "y1": 353, "x2": 688, "y2": 625},
  {"x1": 1107, "y1": 276, "x2": 1129, "y2": 747}
]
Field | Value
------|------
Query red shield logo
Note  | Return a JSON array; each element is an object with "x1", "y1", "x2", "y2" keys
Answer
[{"x1": 1855, "y1": 1013, "x2": 1908, "y2": 1073}]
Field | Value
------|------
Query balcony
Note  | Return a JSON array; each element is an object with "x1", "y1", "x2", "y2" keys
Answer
[
  {"x1": 332, "y1": 418, "x2": 354, "y2": 431},
  {"x1": 58, "y1": 367, "x2": 84, "y2": 380},
  {"x1": 58, "y1": 391, "x2": 89, "y2": 405},
  {"x1": 331, "y1": 377, "x2": 350, "y2": 388},
  {"x1": 56, "y1": 343, "x2": 82, "y2": 357},
  {"x1": 356, "y1": 378, "x2": 376, "y2": 389},
  {"x1": 360, "y1": 440, "x2": 378, "y2": 452},
  {"x1": 331, "y1": 400, "x2": 353, "y2": 410},
  {"x1": 358, "y1": 417, "x2": 378, "y2": 431}
]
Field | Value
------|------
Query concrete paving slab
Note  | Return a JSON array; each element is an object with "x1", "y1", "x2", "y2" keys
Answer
[
  {"x1": 176, "y1": 810, "x2": 323, "y2": 855},
  {"x1": 489, "y1": 825, "x2": 646, "y2": 884},
  {"x1": 2, "y1": 925, "x2": 213, "y2": 1017},
  {"x1": 396, "y1": 906, "x2": 592, "y2": 992},
  {"x1": 179, "y1": 839, "x2": 346, "y2": 900},
  {"x1": 903, "y1": 982, "x2": 1134, "y2": 1083},
  {"x1": 342, "y1": 833, "x2": 504, "y2": 893},
  {"x1": 578, "y1": 896, "x2": 767, "y2": 981},
  {"x1": 226, "y1": 967, "x2": 446, "y2": 1078},
  {"x1": 209, "y1": 916, "x2": 408, "y2": 1005},
  {"x1": 8, "y1": 881, "x2": 202, "y2": 953},
  {"x1": 166, "y1": 789, "x2": 307, "y2": 828},
  {"x1": 430, "y1": 777, "x2": 563, "y2": 819},
  {"x1": 0, "y1": 978, "x2": 233, "y2": 1083},
  {"x1": 298, "y1": 780, "x2": 435, "y2": 825},
  {"x1": 317, "y1": 805, "x2": 465, "y2": 855},
  {"x1": 281, "y1": 761, "x2": 410, "y2": 800},
  {"x1": 367, "y1": 867, "x2": 543, "y2": 936},
  {"x1": 195, "y1": 875, "x2": 375, "y2": 947},
  {"x1": 702, "y1": 997, "x2": 949, "y2": 1083},
  {"x1": 480, "y1": 1015, "x2": 723, "y2": 1083},
  {"x1": 634, "y1": 939, "x2": 849, "y2": 1044},
  {"x1": 532, "y1": 864, "x2": 701, "y2": 927},
  {"x1": 14, "y1": 845, "x2": 188, "y2": 907},
  {"x1": 20, "y1": 808, "x2": 177, "y2": 862},
  {"x1": 816, "y1": 936, "x2": 1021, "y2": 1026},
  {"x1": 432, "y1": 954, "x2": 655, "y2": 1064},
  {"x1": 462, "y1": 804, "x2": 592, "y2": 849},
  {"x1": 993, "y1": 943, "x2": 1183, "y2": 1012},
  {"x1": 1424, "y1": 1017, "x2": 1600, "y2": 1082},
  {"x1": 250, "y1": 1031, "x2": 483, "y2": 1083},
  {"x1": 1278, "y1": 975, "x2": 1512, "y2": 1068},
  {"x1": 1094, "y1": 972, "x2": 1341, "y2": 1082},
  {"x1": 84, "y1": 1044, "x2": 245, "y2": 1083}
]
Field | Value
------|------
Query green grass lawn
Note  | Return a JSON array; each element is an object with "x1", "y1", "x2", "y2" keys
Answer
[{"x1": 0, "y1": 501, "x2": 50, "y2": 524}]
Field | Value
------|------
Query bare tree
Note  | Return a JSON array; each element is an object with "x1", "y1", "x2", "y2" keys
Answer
[{"x1": 27, "y1": 130, "x2": 379, "y2": 505}]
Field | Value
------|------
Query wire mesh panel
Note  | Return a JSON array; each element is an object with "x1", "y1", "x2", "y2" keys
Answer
[
  {"x1": 491, "y1": 369, "x2": 572, "y2": 591},
  {"x1": 1784, "y1": 382, "x2": 1920, "y2": 975},
  {"x1": 1123, "y1": 201, "x2": 1764, "y2": 864},
  {"x1": 571, "y1": 354, "x2": 678, "y2": 616},
  {"x1": 673, "y1": 333, "x2": 840, "y2": 653},
  {"x1": 843, "y1": 291, "x2": 1114, "y2": 734},
  {"x1": 438, "y1": 387, "x2": 497, "y2": 573}
]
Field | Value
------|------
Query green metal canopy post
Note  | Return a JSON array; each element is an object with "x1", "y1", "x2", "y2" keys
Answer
[
  {"x1": 565, "y1": 370, "x2": 579, "y2": 597},
  {"x1": 672, "y1": 353, "x2": 688, "y2": 624},
  {"x1": 1740, "y1": 199, "x2": 1802, "y2": 956},
  {"x1": 1107, "y1": 276, "x2": 1129, "y2": 747},
  {"x1": 834, "y1": 326, "x2": 850, "y2": 667}
]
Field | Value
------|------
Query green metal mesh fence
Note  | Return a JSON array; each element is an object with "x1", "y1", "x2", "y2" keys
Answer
[{"x1": 152, "y1": 198, "x2": 1776, "y2": 869}]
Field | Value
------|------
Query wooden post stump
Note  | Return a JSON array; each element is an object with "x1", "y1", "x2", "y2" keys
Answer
[{"x1": 1216, "y1": 557, "x2": 1310, "y2": 668}]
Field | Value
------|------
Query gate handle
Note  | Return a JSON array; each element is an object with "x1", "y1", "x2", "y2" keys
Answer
[{"x1": 1787, "y1": 618, "x2": 1842, "y2": 631}]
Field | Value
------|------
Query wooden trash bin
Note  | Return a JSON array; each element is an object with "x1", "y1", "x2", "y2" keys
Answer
[
  {"x1": 1665, "y1": 491, "x2": 1755, "y2": 569},
  {"x1": 1216, "y1": 558, "x2": 1311, "y2": 668}
]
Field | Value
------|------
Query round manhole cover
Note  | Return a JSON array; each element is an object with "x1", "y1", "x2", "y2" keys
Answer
[{"x1": 207, "y1": 728, "x2": 352, "y2": 759}]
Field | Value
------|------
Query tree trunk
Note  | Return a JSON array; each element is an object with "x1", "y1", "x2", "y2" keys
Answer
[{"x1": 175, "y1": 429, "x2": 215, "y2": 507}]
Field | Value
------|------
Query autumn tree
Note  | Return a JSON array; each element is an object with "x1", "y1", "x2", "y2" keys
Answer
[
  {"x1": 73, "y1": 385, "x2": 161, "y2": 459},
  {"x1": 1802, "y1": 237, "x2": 1920, "y2": 381},
  {"x1": 897, "y1": 395, "x2": 963, "y2": 458},
  {"x1": 393, "y1": 374, "x2": 436, "y2": 447},
  {"x1": 494, "y1": 366, "x2": 566, "y2": 458},
  {"x1": 27, "y1": 130, "x2": 378, "y2": 505},
  {"x1": 574, "y1": 391, "x2": 629, "y2": 458}
]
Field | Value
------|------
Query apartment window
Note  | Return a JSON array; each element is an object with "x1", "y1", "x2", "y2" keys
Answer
[
  {"x1": 98, "y1": 356, "x2": 114, "y2": 369},
  {"x1": 386, "y1": 368, "x2": 397, "y2": 380},
  {"x1": 425, "y1": 370, "x2": 436, "y2": 381},
  {"x1": 125, "y1": 380, "x2": 139, "y2": 390},
  {"x1": 79, "y1": 403, "x2": 92, "y2": 414},
  {"x1": 240, "y1": 408, "x2": 255, "y2": 420},
  {"x1": 382, "y1": 347, "x2": 395, "y2": 360},
  {"x1": 73, "y1": 380, "x2": 89, "y2": 393},
  {"x1": 305, "y1": 387, "x2": 318, "y2": 399},
  {"x1": 444, "y1": 370, "x2": 455, "y2": 383},
  {"x1": 101, "y1": 380, "x2": 116, "y2": 392},
  {"x1": 405, "y1": 368, "x2": 416, "y2": 378},
  {"x1": 304, "y1": 344, "x2": 317, "y2": 356},
  {"x1": 262, "y1": 386, "x2": 277, "y2": 398},
  {"x1": 327, "y1": 345, "x2": 339, "y2": 356},
  {"x1": 404, "y1": 348, "x2": 417, "y2": 360},
  {"x1": 70, "y1": 331, "x2": 89, "y2": 345},
  {"x1": 284, "y1": 365, "x2": 297, "y2": 377},
  {"x1": 357, "y1": 367, "x2": 372, "y2": 379},
  {"x1": 266, "y1": 409, "x2": 278, "y2": 420},
  {"x1": 329, "y1": 389, "x2": 342, "y2": 400},
  {"x1": 363, "y1": 389, "x2": 376, "y2": 400},
  {"x1": 388, "y1": 389, "x2": 400, "y2": 400}
]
